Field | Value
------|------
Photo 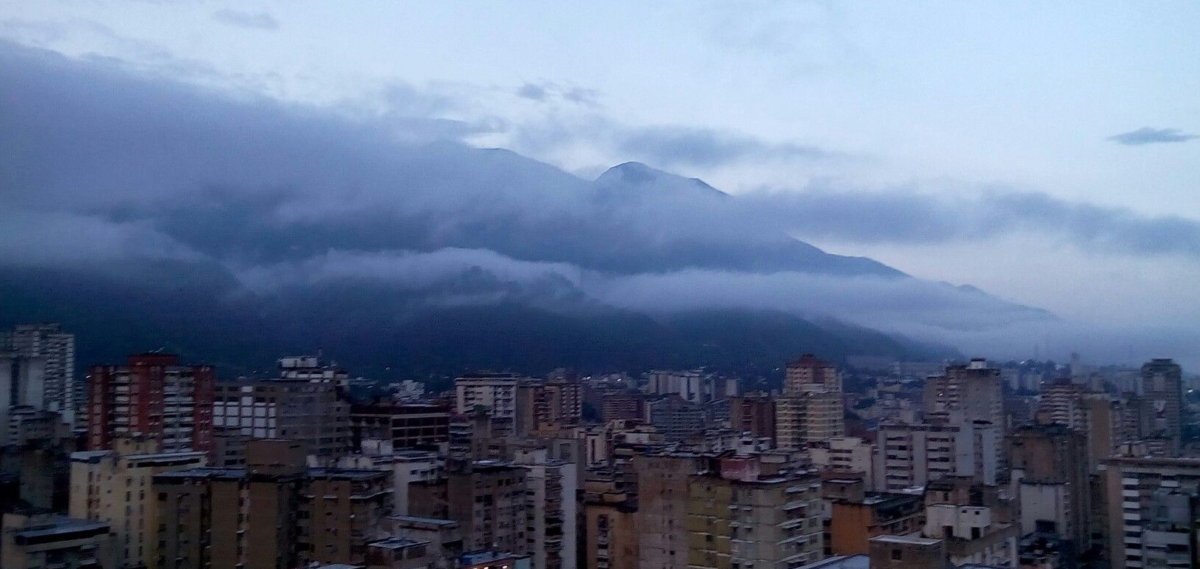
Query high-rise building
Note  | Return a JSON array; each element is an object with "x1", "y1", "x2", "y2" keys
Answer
[
  {"x1": 516, "y1": 378, "x2": 584, "y2": 435},
  {"x1": 811, "y1": 436, "x2": 876, "y2": 489},
  {"x1": 874, "y1": 419, "x2": 998, "y2": 492},
  {"x1": 0, "y1": 355, "x2": 47, "y2": 447},
  {"x1": 687, "y1": 456, "x2": 824, "y2": 569},
  {"x1": 646, "y1": 395, "x2": 705, "y2": 442},
  {"x1": 456, "y1": 373, "x2": 522, "y2": 437},
  {"x1": 634, "y1": 453, "x2": 705, "y2": 569},
  {"x1": 3, "y1": 324, "x2": 76, "y2": 424},
  {"x1": 1102, "y1": 455, "x2": 1200, "y2": 569},
  {"x1": 583, "y1": 482, "x2": 637, "y2": 569},
  {"x1": 924, "y1": 359, "x2": 1006, "y2": 470},
  {"x1": 213, "y1": 373, "x2": 350, "y2": 462},
  {"x1": 86, "y1": 354, "x2": 215, "y2": 456},
  {"x1": 776, "y1": 355, "x2": 845, "y2": 451},
  {"x1": 598, "y1": 389, "x2": 644, "y2": 423},
  {"x1": 410, "y1": 458, "x2": 532, "y2": 557},
  {"x1": 729, "y1": 393, "x2": 776, "y2": 443},
  {"x1": 69, "y1": 437, "x2": 207, "y2": 569},
  {"x1": 785, "y1": 354, "x2": 842, "y2": 395},
  {"x1": 350, "y1": 403, "x2": 451, "y2": 450},
  {"x1": 1009, "y1": 423, "x2": 1091, "y2": 558},
  {"x1": 151, "y1": 439, "x2": 391, "y2": 569},
  {"x1": 515, "y1": 449, "x2": 577, "y2": 569},
  {"x1": 1136, "y1": 358, "x2": 1184, "y2": 455},
  {"x1": 645, "y1": 370, "x2": 706, "y2": 403},
  {"x1": 1036, "y1": 381, "x2": 1088, "y2": 429}
]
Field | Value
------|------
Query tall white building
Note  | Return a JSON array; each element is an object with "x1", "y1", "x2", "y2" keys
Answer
[
  {"x1": 515, "y1": 448, "x2": 577, "y2": 569},
  {"x1": 3, "y1": 323, "x2": 75, "y2": 426},
  {"x1": 874, "y1": 418, "x2": 998, "y2": 492},
  {"x1": 811, "y1": 436, "x2": 876, "y2": 489},
  {"x1": 455, "y1": 373, "x2": 522, "y2": 436}
]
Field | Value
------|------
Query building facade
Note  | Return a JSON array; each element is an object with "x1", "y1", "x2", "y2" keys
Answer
[{"x1": 86, "y1": 354, "x2": 215, "y2": 456}]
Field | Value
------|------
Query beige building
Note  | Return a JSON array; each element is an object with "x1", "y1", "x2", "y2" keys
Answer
[
  {"x1": 69, "y1": 437, "x2": 206, "y2": 568},
  {"x1": 151, "y1": 439, "x2": 392, "y2": 569},
  {"x1": 634, "y1": 453, "x2": 705, "y2": 569},
  {"x1": 583, "y1": 485, "x2": 637, "y2": 569},
  {"x1": 874, "y1": 419, "x2": 997, "y2": 492},
  {"x1": 776, "y1": 355, "x2": 845, "y2": 451},
  {"x1": 811, "y1": 436, "x2": 875, "y2": 489},
  {"x1": 785, "y1": 354, "x2": 842, "y2": 395},
  {"x1": 687, "y1": 456, "x2": 824, "y2": 569}
]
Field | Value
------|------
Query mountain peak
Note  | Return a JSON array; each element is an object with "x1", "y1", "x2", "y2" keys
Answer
[{"x1": 595, "y1": 161, "x2": 727, "y2": 197}]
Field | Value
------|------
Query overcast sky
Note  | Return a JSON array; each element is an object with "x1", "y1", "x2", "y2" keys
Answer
[{"x1": 3, "y1": 1, "x2": 1199, "y2": 363}]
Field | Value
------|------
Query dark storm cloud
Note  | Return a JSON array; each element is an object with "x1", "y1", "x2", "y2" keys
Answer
[
  {"x1": 1108, "y1": 127, "x2": 1198, "y2": 146},
  {"x1": 211, "y1": 9, "x2": 280, "y2": 31},
  {"x1": 32, "y1": 40, "x2": 1200, "y2": 343}
]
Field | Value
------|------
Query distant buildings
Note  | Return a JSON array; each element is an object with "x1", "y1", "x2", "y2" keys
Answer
[
  {"x1": 776, "y1": 355, "x2": 846, "y2": 450},
  {"x1": 213, "y1": 357, "x2": 352, "y2": 461},
  {"x1": 2, "y1": 323, "x2": 76, "y2": 425},
  {"x1": 455, "y1": 373, "x2": 523, "y2": 436},
  {"x1": 1135, "y1": 358, "x2": 1184, "y2": 455},
  {"x1": 874, "y1": 418, "x2": 998, "y2": 492}
]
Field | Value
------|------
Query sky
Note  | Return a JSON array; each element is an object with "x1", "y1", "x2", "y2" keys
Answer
[{"x1": 2, "y1": 1, "x2": 1199, "y2": 366}]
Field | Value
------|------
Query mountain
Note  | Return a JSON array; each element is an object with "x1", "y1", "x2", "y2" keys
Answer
[{"x1": 0, "y1": 42, "x2": 1047, "y2": 379}]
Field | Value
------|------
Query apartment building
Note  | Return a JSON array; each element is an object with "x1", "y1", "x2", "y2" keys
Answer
[
  {"x1": 687, "y1": 457, "x2": 825, "y2": 569},
  {"x1": 634, "y1": 453, "x2": 705, "y2": 569},
  {"x1": 785, "y1": 354, "x2": 842, "y2": 395},
  {"x1": 151, "y1": 439, "x2": 390, "y2": 569},
  {"x1": 1136, "y1": 359, "x2": 1184, "y2": 455},
  {"x1": 1009, "y1": 423, "x2": 1092, "y2": 557},
  {"x1": 414, "y1": 459, "x2": 530, "y2": 557},
  {"x1": 350, "y1": 402, "x2": 451, "y2": 450},
  {"x1": 811, "y1": 436, "x2": 876, "y2": 489},
  {"x1": 515, "y1": 449, "x2": 577, "y2": 569},
  {"x1": 69, "y1": 437, "x2": 207, "y2": 568},
  {"x1": 455, "y1": 373, "x2": 522, "y2": 436},
  {"x1": 1102, "y1": 455, "x2": 1200, "y2": 569},
  {"x1": 646, "y1": 395, "x2": 705, "y2": 442},
  {"x1": 729, "y1": 392, "x2": 777, "y2": 443},
  {"x1": 583, "y1": 483, "x2": 637, "y2": 569},
  {"x1": 213, "y1": 376, "x2": 350, "y2": 461},
  {"x1": 874, "y1": 419, "x2": 998, "y2": 492},
  {"x1": 3, "y1": 323, "x2": 76, "y2": 424},
  {"x1": 86, "y1": 354, "x2": 215, "y2": 455}
]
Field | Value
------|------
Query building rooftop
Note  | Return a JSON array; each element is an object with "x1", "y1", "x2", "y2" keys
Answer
[
  {"x1": 797, "y1": 555, "x2": 869, "y2": 569},
  {"x1": 388, "y1": 515, "x2": 460, "y2": 527},
  {"x1": 368, "y1": 537, "x2": 430, "y2": 550},
  {"x1": 10, "y1": 516, "x2": 110, "y2": 545},
  {"x1": 870, "y1": 534, "x2": 942, "y2": 546}
]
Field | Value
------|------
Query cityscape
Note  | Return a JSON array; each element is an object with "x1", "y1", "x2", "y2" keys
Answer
[
  {"x1": 1, "y1": 322, "x2": 1198, "y2": 568},
  {"x1": 3, "y1": 2, "x2": 1200, "y2": 569}
]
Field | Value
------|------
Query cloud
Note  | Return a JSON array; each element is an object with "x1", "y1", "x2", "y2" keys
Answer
[
  {"x1": 615, "y1": 125, "x2": 837, "y2": 168},
  {"x1": 1108, "y1": 127, "x2": 1198, "y2": 146},
  {"x1": 740, "y1": 186, "x2": 1200, "y2": 258},
  {"x1": 514, "y1": 81, "x2": 600, "y2": 108},
  {"x1": 211, "y1": 9, "x2": 279, "y2": 31}
]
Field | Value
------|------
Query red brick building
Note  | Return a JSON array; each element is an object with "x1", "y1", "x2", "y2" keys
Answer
[{"x1": 86, "y1": 353, "x2": 214, "y2": 455}]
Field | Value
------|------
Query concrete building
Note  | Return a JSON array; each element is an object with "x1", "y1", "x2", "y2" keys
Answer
[
  {"x1": 583, "y1": 484, "x2": 637, "y2": 569},
  {"x1": 1009, "y1": 423, "x2": 1091, "y2": 558},
  {"x1": 924, "y1": 359, "x2": 1005, "y2": 469},
  {"x1": 634, "y1": 453, "x2": 705, "y2": 569},
  {"x1": 645, "y1": 370, "x2": 706, "y2": 403},
  {"x1": 151, "y1": 439, "x2": 390, "y2": 569},
  {"x1": 922, "y1": 503, "x2": 1017, "y2": 567},
  {"x1": 786, "y1": 354, "x2": 843, "y2": 395},
  {"x1": 338, "y1": 447, "x2": 441, "y2": 516},
  {"x1": 213, "y1": 375, "x2": 350, "y2": 462},
  {"x1": 687, "y1": 455, "x2": 825, "y2": 569},
  {"x1": 874, "y1": 419, "x2": 997, "y2": 492},
  {"x1": 826, "y1": 487, "x2": 924, "y2": 557},
  {"x1": 1102, "y1": 455, "x2": 1200, "y2": 569},
  {"x1": 350, "y1": 403, "x2": 451, "y2": 450},
  {"x1": 729, "y1": 392, "x2": 776, "y2": 444},
  {"x1": 384, "y1": 515, "x2": 465, "y2": 565},
  {"x1": 514, "y1": 449, "x2": 577, "y2": 569},
  {"x1": 69, "y1": 437, "x2": 207, "y2": 568},
  {"x1": 1136, "y1": 359, "x2": 1184, "y2": 455},
  {"x1": 0, "y1": 355, "x2": 48, "y2": 447},
  {"x1": 1037, "y1": 382, "x2": 1088, "y2": 429},
  {"x1": 812, "y1": 437, "x2": 876, "y2": 489},
  {"x1": 86, "y1": 354, "x2": 215, "y2": 456},
  {"x1": 3, "y1": 324, "x2": 76, "y2": 425},
  {"x1": 646, "y1": 395, "x2": 705, "y2": 442},
  {"x1": 776, "y1": 392, "x2": 846, "y2": 451},
  {"x1": 598, "y1": 389, "x2": 643, "y2": 423},
  {"x1": 868, "y1": 535, "x2": 948, "y2": 569},
  {"x1": 455, "y1": 373, "x2": 522, "y2": 436},
  {"x1": 412, "y1": 459, "x2": 530, "y2": 557},
  {"x1": 0, "y1": 512, "x2": 112, "y2": 569}
]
